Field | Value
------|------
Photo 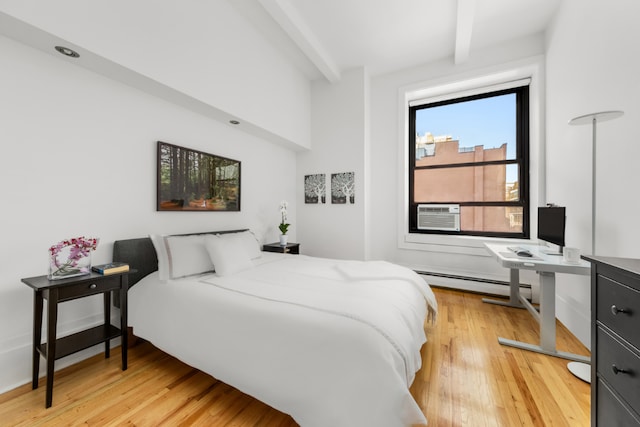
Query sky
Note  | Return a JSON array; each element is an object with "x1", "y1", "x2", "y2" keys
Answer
[
  {"x1": 415, "y1": 93, "x2": 518, "y2": 182},
  {"x1": 415, "y1": 93, "x2": 517, "y2": 159}
]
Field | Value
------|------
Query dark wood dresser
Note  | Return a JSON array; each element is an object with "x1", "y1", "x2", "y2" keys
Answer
[{"x1": 583, "y1": 255, "x2": 640, "y2": 426}]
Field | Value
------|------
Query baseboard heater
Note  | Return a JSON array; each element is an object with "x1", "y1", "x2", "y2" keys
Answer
[{"x1": 414, "y1": 270, "x2": 532, "y2": 299}]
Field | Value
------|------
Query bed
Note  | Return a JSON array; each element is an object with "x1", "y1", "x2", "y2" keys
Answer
[{"x1": 113, "y1": 230, "x2": 437, "y2": 427}]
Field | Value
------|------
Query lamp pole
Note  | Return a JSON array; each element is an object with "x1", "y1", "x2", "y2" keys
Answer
[
  {"x1": 568, "y1": 110, "x2": 624, "y2": 255},
  {"x1": 566, "y1": 110, "x2": 624, "y2": 384}
]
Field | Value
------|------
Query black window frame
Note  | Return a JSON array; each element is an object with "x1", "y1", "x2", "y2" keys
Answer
[{"x1": 408, "y1": 85, "x2": 530, "y2": 239}]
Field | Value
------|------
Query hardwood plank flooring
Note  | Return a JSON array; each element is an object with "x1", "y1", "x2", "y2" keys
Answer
[{"x1": 0, "y1": 287, "x2": 590, "y2": 426}]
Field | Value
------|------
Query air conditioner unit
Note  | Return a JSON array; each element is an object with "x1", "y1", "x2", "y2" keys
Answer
[{"x1": 417, "y1": 204, "x2": 460, "y2": 231}]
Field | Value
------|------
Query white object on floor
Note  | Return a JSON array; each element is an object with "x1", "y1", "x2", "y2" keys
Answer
[{"x1": 567, "y1": 361, "x2": 591, "y2": 383}]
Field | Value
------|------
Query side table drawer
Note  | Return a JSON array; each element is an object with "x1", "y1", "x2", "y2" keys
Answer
[
  {"x1": 596, "y1": 274, "x2": 640, "y2": 349},
  {"x1": 597, "y1": 326, "x2": 640, "y2": 414},
  {"x1": 57, "y1": 276, "x2": 121, "y2": 301}
]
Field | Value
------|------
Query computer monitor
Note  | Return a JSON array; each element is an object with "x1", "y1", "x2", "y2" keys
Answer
[{"x1": 538, "y1": 206, "x2": 566, "y2": 254}]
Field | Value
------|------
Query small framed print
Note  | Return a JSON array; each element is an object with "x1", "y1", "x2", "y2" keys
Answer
[
  {"x1": 304, "y1": 173, "x2": 326, "y2": 204},
  {"x1": 331, "y1": 172, "x2": 354, "y2": 204}
]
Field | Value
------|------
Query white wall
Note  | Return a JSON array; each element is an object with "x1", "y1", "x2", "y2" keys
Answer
[
  {"x1": 0, "y1": 0, "x2": 311, "y2": 150},
  {"x1": 545, "y1": 0, "x2": 640, "y2": 345},
  {"x1": 0, "y1": 34, "x2": 297, "y2": 393},
  {"x1": 297, "y1": 67, "x2": 370, "y2": 260},
  {"x1": 297, "y1": 36, "x2": 549, "y2": 295}
]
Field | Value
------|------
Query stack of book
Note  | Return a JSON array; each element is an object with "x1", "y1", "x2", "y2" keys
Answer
[{"x1": 92, "y1": 262, "x2": 130, "y2": 275}]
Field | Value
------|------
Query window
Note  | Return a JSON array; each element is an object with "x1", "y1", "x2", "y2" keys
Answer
[{"x1": 408, "y1": 85, "x2": 529, "y2": 238}]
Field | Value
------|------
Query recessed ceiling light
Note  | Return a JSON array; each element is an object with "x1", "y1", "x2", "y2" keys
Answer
[
  {"x1": 229, "y1": 120, "x2": 240, "y2": 125},
  {"x1": 54, "y1": 46, "x2": 80, "y2": 58}
]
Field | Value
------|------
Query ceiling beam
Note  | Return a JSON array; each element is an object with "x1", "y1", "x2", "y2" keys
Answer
[
  {"x1": 257, "y1": 0, "x2": 341, "y2": 83},
  {"x1": 454, "y1": 0, "x2": 476, "y2": 64}
]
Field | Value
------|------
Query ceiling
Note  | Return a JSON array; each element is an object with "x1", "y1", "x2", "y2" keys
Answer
[
  {"x1": 0, "y1": 0, "x2": 562, "y2": 149},
  {"x1": 236, "y1": 0, "x2": 561, "y2": 82},
  {"x1": 0, "y1": 0, "x2": 562, "y2": 86}
]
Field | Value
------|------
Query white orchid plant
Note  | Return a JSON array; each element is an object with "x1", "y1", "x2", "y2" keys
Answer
[{"x1": 278, "y1": 200, "x2": 290, "y2": 235}]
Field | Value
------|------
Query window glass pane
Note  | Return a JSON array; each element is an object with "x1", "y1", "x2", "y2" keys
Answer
[
  {"x1": 413, "y1": 164, "x2": 519, "y2": 203},
  {"x1": 460, "y1": 206, "x2": 524, "y2": 233},
  {"x1": 505, "y1": 164, "x2": 519, "y2": 201},
  {"x1": 414, "y1": 93, "x2": 516, "y2": 166}
]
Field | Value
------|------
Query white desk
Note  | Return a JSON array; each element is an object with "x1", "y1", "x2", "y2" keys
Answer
[{"x1": 483, "y1": 243, "x2": 590, "y2": 362}]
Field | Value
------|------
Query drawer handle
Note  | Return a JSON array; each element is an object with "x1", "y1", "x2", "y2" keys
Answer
[
  {"x1": 610, "y1": 305, "x2": 628, "y2": 315},
  {"x1": 89, "y1": 284, "x2": 97, "y2": 290},
  {"x1": 611, "y1": 364, "x2": 629, "y2": 375}
]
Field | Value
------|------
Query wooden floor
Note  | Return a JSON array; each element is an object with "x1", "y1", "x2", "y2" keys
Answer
[{"x1": 0, "y1": 287, "x2": 590, "y2": 426}]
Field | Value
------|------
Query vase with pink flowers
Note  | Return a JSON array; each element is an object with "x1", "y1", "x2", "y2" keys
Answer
[{"x1": 48, "y1": 236, "x2": 99, "y2": 280}]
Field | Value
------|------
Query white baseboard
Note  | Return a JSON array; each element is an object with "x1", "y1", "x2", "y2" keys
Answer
[{"x1": 417, "y1": 272, "x2": 533, "y2": 301}]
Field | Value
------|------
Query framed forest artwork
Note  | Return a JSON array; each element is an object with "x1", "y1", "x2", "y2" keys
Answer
[{"x1": 157, "y1": 141, "x2": 241, "y2": 211}]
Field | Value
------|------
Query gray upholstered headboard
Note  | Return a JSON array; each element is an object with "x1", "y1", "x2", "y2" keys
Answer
[{"x1": 112, "y1": 229, "x2": 249, "y2": 287}]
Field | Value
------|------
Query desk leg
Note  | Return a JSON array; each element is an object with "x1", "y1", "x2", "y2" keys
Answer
[
  {"x1": 45, "y1": 289, "x2": 58, "y2": 408},
  {"x1": 32, "y1": 290, "x2": 43, "y2": 390},
  {"x1": 482, "y1": 268, "x2": 525, "y2": 308},
  {"x1": 497, "y1": 271, "x2": 590, "y2": 362},
  {"x1": 539, "y1": 272, "x2": 556, "y2": 352}
]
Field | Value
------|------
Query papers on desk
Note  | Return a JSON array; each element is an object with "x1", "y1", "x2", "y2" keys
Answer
[{"x1": 499, "y1": 251, "x2": 543, "y2": 261}]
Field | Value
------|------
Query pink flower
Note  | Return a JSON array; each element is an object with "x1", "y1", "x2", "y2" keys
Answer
[{"x1": 49, "y1": 236, "x2": 99, "y2": 276}]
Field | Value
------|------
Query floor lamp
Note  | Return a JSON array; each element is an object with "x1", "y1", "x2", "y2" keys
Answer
[{"x1": 566, "y1": 110, "x2": 624, "y2": 383}]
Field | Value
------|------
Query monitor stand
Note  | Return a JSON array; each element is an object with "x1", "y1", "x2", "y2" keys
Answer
[
  {"x1": 542, "y1": 245, "x2": 564, "y2": 256},
  {"x1": 542, "y1": 250, "x2": 563, "y2": 256}
]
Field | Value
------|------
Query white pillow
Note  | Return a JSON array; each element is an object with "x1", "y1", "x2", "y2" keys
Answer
[
  {"x1": 149, "y1": 234, "x2": 170, "y2": 281},
  {"x1": 218, "y1": 230, "x2": 262, "y2": 259},
  {"x1": 204, "y1": 234, "x2": 253, "y2": 276},
  {"x1": 150, "y1": 234, "x2": 214, "y2": 280}
]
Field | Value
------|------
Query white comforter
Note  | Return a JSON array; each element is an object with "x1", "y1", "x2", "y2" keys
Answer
[{"x1": 129, "y1": 253, "x2": 437, "y2": 427}]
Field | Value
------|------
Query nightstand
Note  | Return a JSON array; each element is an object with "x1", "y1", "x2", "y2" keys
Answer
[
  {"x1": 21, "y1": 270, "x2": 132, "y2": 408},
  {"x1": 263, "y1": 242, "x2": 300, "y2": 254}
]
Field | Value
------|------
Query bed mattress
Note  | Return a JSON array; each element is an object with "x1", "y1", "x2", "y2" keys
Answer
[{"x1": 128, "y1": 253, "x2": 436, "y2": 427}]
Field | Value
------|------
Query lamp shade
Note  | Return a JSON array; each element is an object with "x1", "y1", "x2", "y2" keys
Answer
[{"x1": 569, "y1": 110, "x2": 624, "y2": 125}]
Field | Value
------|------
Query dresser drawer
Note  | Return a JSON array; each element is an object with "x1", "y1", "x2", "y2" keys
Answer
[
  {"x1": 596, "y1": 274, "x2": 640, "y2": 349},
  {"x1": 597, "y1": 326, "x2": 640, "y2": 414},
  {"x1": 57, "y1": 276, "x2": 121, "y2": 301},
  {"x1": 597, "y1": 379, "x2": 640, "y2": 426},
  {"x1": 598, "y1": 261, "x2": 640, "y2": 293}
]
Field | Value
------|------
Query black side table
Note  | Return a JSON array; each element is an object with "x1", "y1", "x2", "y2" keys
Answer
[
  {"x1": 21, "y1": 271, "x2": 131, "y2": 407},
  {"x1": 263, "y1": 242, "x2": 300, "y2": 254}
]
